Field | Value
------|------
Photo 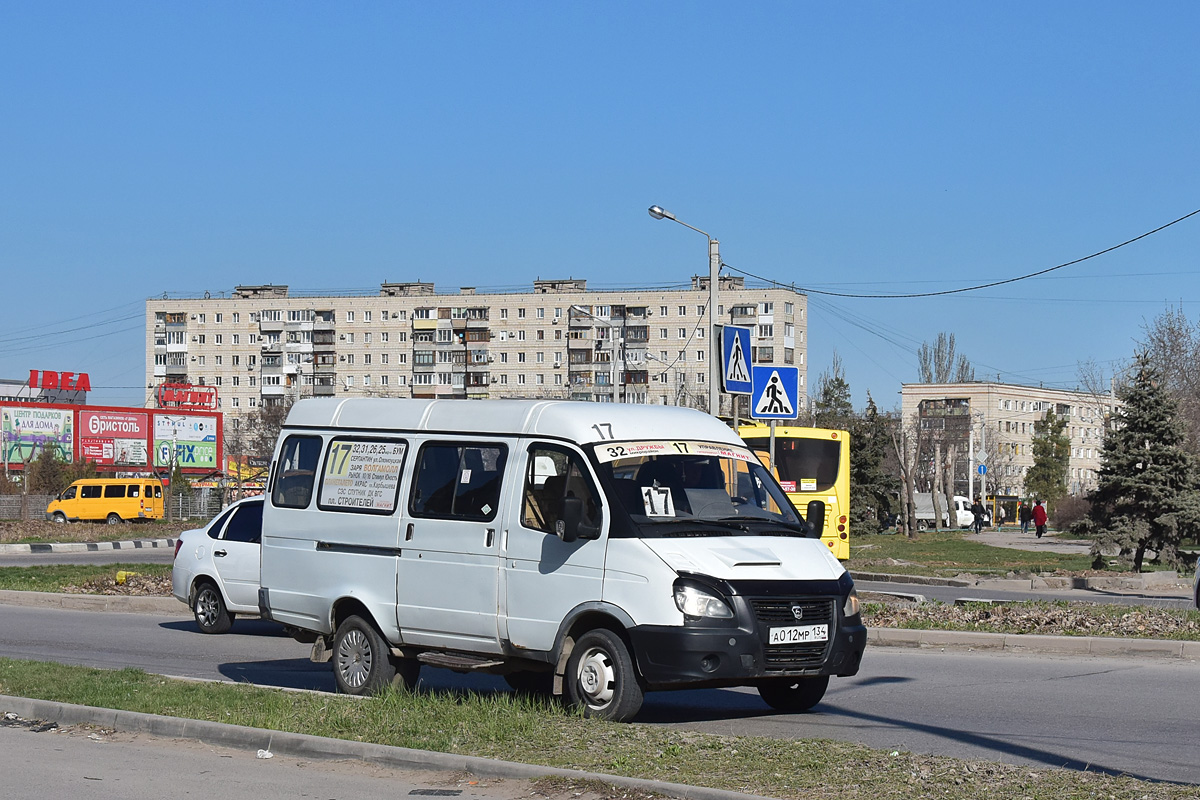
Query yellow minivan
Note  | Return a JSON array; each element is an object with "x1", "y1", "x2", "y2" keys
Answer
[{"x1": 46, "y1": 478, "x2": 165, "y2": 524}]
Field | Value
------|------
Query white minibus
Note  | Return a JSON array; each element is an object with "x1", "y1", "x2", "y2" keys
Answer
[{"x1": 258, "y1": 398, "x2": 865, "y2": 721}]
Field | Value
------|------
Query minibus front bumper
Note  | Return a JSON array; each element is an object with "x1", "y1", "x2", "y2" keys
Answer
[{"x1": 627, "y1": 577, "x2": 866, "y2": 689}]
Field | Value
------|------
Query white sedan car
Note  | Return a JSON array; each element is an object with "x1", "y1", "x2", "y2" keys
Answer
[{"x1": 172, "y1": 497, "x2": 263, "y2": 634}]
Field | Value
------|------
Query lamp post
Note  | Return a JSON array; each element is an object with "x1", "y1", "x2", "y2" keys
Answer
[
  {"x1": 649, "y1": 206, "x2": 720, "y2": 417},
  {"x1": 569, "y1": 304, "x2": 626, "y2": 403}
]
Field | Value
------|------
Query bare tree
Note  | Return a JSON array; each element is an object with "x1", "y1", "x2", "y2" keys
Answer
[
  {"x1": 917, "y1": 332, "x2": 975, "y2": 384},
  {"x1": 891, "y1": 413, "x2": 924, "y2": 538},
  {"x1": 1137, "y1": 307, "x2": 1200, "y2": 454}
]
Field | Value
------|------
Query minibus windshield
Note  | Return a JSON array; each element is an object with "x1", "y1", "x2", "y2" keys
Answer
[{"x1": 593, "y1": 440, "x2": 808, "y2": 537}]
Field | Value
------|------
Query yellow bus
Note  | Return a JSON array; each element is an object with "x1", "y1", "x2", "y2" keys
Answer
[{"x1": 737, "y1": 424, "x2": 850, "y2": 560}]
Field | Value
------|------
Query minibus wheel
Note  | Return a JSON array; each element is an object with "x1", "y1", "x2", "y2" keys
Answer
[
  {"x1": 757, "y1": 675, "x2": 829, "y2": 712},
  {"x1": 565, "y1": 629, "x2": 644, "y2": 722},
  {"x1": 106, "y1": 513, "x2": 123, "y2": 525},
  {"x1": 52, "y1": 512, "x2": 66, "y2": 524},
  {"x1": 193, "y1": 582, "x2": 233, "y2": 634},
  {"x1": 333, "y1": 615, "x2": 408, "y2": 695}
]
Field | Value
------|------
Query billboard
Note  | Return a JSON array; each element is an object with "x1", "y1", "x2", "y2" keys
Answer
[
  {"x1": 2, "y1": 406, "x2": 73, "y2": 464},
  {"x1": 79, "y1": 410, "x2": 149, "y2": 467},
  {"x1": 154, "y1": 414, "x2": 219, "y2": 470}
]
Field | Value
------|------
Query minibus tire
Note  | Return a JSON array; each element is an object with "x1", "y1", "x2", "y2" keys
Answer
[
  {"x1": 757, "y1": 675, "x2": 829, "y2": 712},
  {"x1": 106, "y1": 513, "x2": 123, "y2": 525},
  {"x1": 565, "y1": 629, "x2": 643, "y2": 722},
  {"x1": 193, "y1": 582, "x2": 233, "y2": 634},
  {"x1": 332, "y1": 615, "x2": 397, "y2": 695},
  {"x1": 52, "y1": 512, "x2": 66, "y2": 524}
]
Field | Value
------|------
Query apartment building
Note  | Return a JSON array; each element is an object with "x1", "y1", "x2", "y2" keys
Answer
[
  {"x1": 900, "y1": 382, "x2": 1118, "y2": 497},
  {"x1": 146, "y1": 276, "x2": 807, "y2": 426}
]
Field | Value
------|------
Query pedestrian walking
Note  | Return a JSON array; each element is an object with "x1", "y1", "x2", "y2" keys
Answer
[
  {"x1": 971, "y1": 496, "x2": 986, "y2": 534},
  {"x1": 1032, "y1": 499, "x2": 1048, "y2": 539},
  {"x1": 1018, "y1": 501, "x2": 1032, "y2": 535}
]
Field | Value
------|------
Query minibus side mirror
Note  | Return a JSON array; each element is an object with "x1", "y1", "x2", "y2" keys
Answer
[
  {"x1": 805, "y1": 500, "x2": 826, "y2": 538},
  {"x1": 557, "y1": 496, "x2": 601, "y2": 542}
]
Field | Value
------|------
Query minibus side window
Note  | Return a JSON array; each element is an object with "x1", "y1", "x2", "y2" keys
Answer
[
  {"x1": 81, "y1": 485, "x2": 102, "y2": 499},
  {"x1": 61, "y1": 486, "x2": 77, "y2": 501},
  {"x1": 521, "y1": 446, "x2": 602, "y2": 535},
  {"x1": 410, "y1": 443, "x2": 507, "y2": 521},
  {"x1": 128, "y1": 485, "x2": 141, "y2": 498},
  {"x1": 272, "y1": 435, "x2": 323, "y2": 509}
]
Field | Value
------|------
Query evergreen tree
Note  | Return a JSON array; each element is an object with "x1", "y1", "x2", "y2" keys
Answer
[
  {"x1": 849, "y1": 394, "x2": 898, "y2": 533},
  {"x1": 1073, "y1": 354, "x2": 1200, "y2": 571},
  {"x1": 25, "y1": 446, "x2": 67, "y2": 494},
  {"x1": 813, "y1": 352, "x2": 853, "y2": 430},
  {"x1": 1024, "y1": 409, "x2": 1070, "y2": 509}
]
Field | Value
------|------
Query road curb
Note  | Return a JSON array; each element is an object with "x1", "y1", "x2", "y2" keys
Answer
[
  {"x1": 0, "y1": 538, "x2": 177, "y2": 555},
  {"x1": 0, "y1": 694, "x2": 772, "y2": 800},
  {"x1": 0, "y1": 590, "x2": 185, "y2": 615},
  {"x1": 868, "y1": 627, "x2": 1200, "y2": 660}
]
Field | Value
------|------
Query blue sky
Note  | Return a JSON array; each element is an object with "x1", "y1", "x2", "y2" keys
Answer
[{"x1": 3, "y1": 2, "x2": 1198, "y2": 410}]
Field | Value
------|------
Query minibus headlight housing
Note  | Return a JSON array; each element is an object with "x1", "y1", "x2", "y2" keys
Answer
[
  {"x1": 674, "y1": 584, "x2": 734, "y2": 619},
  {"x1": 843, "y1": 589, "x2": 860, "y2": 618}
]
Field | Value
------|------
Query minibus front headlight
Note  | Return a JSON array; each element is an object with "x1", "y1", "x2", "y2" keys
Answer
[
  {"x1": 843, "y1": 589, "x2": 860, "y2": 618},
  {"x1": 674, "y1": 584, "x2": 734, "y2": 619}
]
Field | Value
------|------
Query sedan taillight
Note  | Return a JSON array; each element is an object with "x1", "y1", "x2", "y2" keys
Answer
[{"x1": 173, "y1": 538, "x2": 184, "y2": 560}]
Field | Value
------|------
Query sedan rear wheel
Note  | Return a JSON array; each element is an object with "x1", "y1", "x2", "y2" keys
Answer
[{"x1": 193, "y1": 582, "x2": 233, "y2": 634}]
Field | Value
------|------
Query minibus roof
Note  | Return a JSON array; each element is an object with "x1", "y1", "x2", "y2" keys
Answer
[{"x1": 282, "y1": 398, "x2": 744, "y2": 448}]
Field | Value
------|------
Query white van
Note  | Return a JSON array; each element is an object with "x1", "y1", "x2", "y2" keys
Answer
[{"x1": 258, "y1": 398, "x2": 865, "y2": 721}]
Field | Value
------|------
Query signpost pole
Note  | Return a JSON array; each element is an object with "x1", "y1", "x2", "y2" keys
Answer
[{"x1": 769, "y1": 419, "x2": 777, "y2": 473}]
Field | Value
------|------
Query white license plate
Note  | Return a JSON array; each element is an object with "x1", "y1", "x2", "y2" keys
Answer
[{"x1": 768, "y1": 623, "x2": 829, "y2": 644}]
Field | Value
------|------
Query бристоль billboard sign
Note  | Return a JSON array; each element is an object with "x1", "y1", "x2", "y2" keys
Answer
[{"x1": 79, "y1": 410, "x2": 149, "y2": 467}]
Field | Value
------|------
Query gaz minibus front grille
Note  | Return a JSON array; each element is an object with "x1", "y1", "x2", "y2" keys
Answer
[{"x1": 750, "y1": 597, "x2": 836, "y2": 670}]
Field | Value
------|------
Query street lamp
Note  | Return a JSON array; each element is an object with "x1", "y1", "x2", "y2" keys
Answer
[
  {"x1": 569, "y1": 304, "x2": 626, "y2": 402},
  {"x1": 648, "y1": 206, "x2": 720, "y2": 417}
]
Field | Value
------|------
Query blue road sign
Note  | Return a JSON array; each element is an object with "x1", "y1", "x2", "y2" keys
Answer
[
  {"x1": 750, "y1": 365, "x2": 800, "y2": 420},
  {"x1": 721, "y1": 325, "x2": 753, "y2": 395},
  {"x1": 978, "y1": 464, "x2": 987, "y2": 475}
]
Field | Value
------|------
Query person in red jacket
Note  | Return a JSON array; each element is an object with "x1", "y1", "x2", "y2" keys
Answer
[{"x1": 1032, "y1": 499, "x2": 1048, "y2": 538}]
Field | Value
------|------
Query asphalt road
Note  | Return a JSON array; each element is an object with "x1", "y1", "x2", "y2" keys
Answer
[{"x1": 1, "y1": 604, "x2": 1196, "y2": 784}]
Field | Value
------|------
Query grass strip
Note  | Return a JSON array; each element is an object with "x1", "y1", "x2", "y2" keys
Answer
[
  {"x1": 851, "y1": 531, "x2": 1097, "y2": 576},
  {"x1": 864, "y1": 600, "x2": 1200, "y2": 641},
  {"x1": 0, "y1": 658, "x2": 1194, "y2": 800},
  {"x1": 0, "y1": 564, "x2": 172, "y2": 593}
]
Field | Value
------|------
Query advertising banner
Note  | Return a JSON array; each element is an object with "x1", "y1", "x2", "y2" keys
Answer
[
  {"x1": 154, "y1": 414, "x2": 219, "y2": 470},
  {"x1": 79, "y1": 410, "x2": 149, "y2": 466},
  {"x1": 1, "y1": 406, "x2": 73, "y2": 463}
]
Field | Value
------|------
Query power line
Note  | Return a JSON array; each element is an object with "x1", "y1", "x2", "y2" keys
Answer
[{"x1": 723, "y1": 207, "x2": 1200, "y2": 299}]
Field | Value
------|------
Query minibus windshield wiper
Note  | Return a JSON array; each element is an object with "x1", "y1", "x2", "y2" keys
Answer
[
  {"x1": 714, "y1": 516, "x2": 812, "y2": 536},
  {"x1": 646, "y1": 516, "x2": 750, "y2": 533}
]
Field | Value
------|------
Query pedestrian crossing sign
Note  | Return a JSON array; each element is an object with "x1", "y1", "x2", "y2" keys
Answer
[
  {"x1": 750, "y1": 366, "x2": 800, "y2": 420},
  {"x1": 721, "y1": 325, "x2": 753, "y2": 395}
]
